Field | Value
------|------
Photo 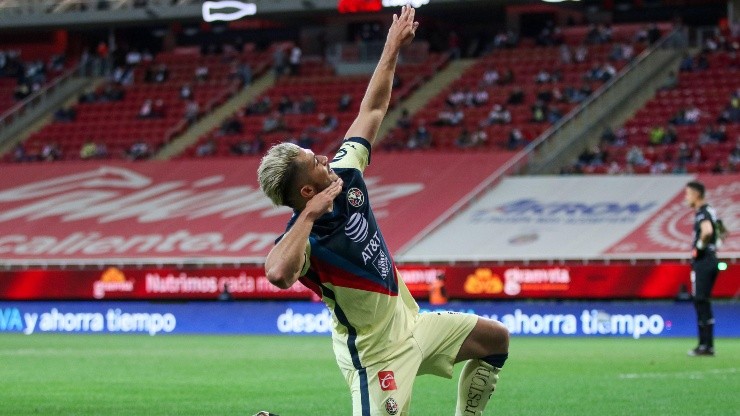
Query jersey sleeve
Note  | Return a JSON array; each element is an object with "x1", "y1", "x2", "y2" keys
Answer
[{"x1": 329, "y1": 137, "x2": 372, "y2": 173}]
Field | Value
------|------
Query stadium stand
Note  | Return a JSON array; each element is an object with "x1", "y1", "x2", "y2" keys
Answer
[
  {"x1": 4, "y1": 45, "x2": 272, "y2": 162},
  {"x1": 0, "y1": 45, "x2": 70, "y2": 114},
  {"x1": 179, "y1": 47, "x2": 448, "y2": 158},
  {"x1": 561, "y1": 32, "x2": 739, "y2": 175},
  {"x1": 377, "y1": 24, "x2": 664, "y2": 152}
]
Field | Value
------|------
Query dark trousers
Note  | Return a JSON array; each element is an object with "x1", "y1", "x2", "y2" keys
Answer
[{"x1": 692, "y1": 254, "x2": 719, "y2": 347}]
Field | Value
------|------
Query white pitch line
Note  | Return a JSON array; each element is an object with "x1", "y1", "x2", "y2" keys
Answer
[{"x1": 618, "y1": 368, "x2": 739, "y2": 380}]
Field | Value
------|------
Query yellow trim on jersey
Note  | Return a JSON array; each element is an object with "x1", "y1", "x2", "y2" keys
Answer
[{"x1": 330, "y1": 138, "x2": 370, "y2": 173}]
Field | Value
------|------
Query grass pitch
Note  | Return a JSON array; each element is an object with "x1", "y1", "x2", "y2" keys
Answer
[{"x1": 0, "y1": 334, "x2": 737, "y2": 415}]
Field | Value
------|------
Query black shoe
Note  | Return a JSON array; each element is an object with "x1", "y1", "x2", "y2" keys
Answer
[
  {"x1": 252, "y1": 412, "x2": 279, "y2": 416},
  {"x1": 687, "y1": 346, "x2": 715, "y2": 357}
]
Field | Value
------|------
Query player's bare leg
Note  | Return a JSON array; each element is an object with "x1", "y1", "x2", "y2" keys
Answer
[{"x1": 454, "y1": 318, "x2": 509, "y2": 416}]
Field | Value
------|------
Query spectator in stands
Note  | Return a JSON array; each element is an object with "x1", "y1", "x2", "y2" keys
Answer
[
  {"x1": 574, "y1": 45, "x2": 588, "y2": 63},
  {"x1": 710, "y1": 160, "x2": 726, "y2": 174},
  {"x1": 54, "y1": 106, "x2": 76, "y2": 122},
  {"x1": 196, "y1": 139, "x2": 216, "y2": 157},
  {"x1": 194, "y1": 65, "x2": 209, "y2": 82},
  {"x1": 507, "y1": 128, "x2": 526, "y2": 150},
  {"x1": 236, "y1": 61, "x2": 252, "y2": 86},
  {"x1": 126, "y1": 49, "x2": 142, "y2": 66},
  {"x1": 500, "y1": 68, "x2": 514, "y2": 85},
  {"x1": 263, "y1": 111, "x2": 290, "y2": 133},
  {"x1": 695, "y1": 52, "x2": 710, "y2": 70},
  {"x1": 487, "y1": 104, "x2": 511, "y2": 125},
  {"x1": 338, "y1": 93, "x2": 353, "y2": 112},
  {"x1": 79, "y1": 88, "x2": 98, "y2": 103},
  {"x1": 101, "y1": 83, "x2": 124, "y2": 101},
  {"x1": 80, "y1": 140, "x2": 99, "y2": 160},
  {"x1": 112, "y1": 66, "x2": 133, "y2": 85},
  {"x1": 664, "y1": 125, "x2": 678, "y2": 144},
  {"x1": 679, "y1": 54, "x2": 694, "y2": 72},
  {"x1": 650, "y1": 156, "x2": 669, "y2": 174},
  {"x1": 472, "y1": 88, "x2": 489, "y2": 107},
  {"x1": 289, "y1": 45, "x2": 302, "y2": 76},
  {"x1": 12, "y1": 143, "x2": 29, "y2": 162},
  {"x1": 535, "y1": 70, "x2": 551, "y2": 84},
  {"x1": 531, "y1": 100, "x2": 547, "y2": 123},
  {"x1": 684, "y1": 105, "x2": 702, "y2": 124},
  {"x1": 220, "y1": 116, "x2": 243, "y2": 135},
  {"x1": 273, "y1": 46, "x2": 286, "y2": 78},
  {"x1": 448, "y1": 31, "x2": 461, "y2": 60},
  {"x1": 297, "y1": 131, "x2": 317, "y2": 149},
  {"x1": 507, "y1": 88, "x2": 524, "y2": 105},
  {"x1": 711, "y1": 125, "x2": 727, "y2": 142},
  {"x1": 647, "y1": 24, "x2": 662, "y2": 45},
  {"x1": 446, "y1": 89, "x2": 465, "y2": 107},
  {"x1": 408, "y1": 120, "x2": 431, "y2": 149},
  {"x1": 251, "y1": 134, "x2": 265, "y2": 154},
  {"x1": 434, "y1": 106, "x2": 464, "y2": 126},
  {"x1": 728, "y1": 140, "x2": 740, "y2": 170},
  {"x1": 469, "y1": 123, "x2": 488, "y2": 148},
  {"x1": 547, "y1": 105, "x2": 563, "y2": 123},
  {"x1": 300, "y1": 95, "x2": 316, "y2": 114},
  {"x1": 184, "y1": 100, "x2": 199, "y2": 124},
  {"x1": 230, "y1": 140, "x2": 252, "y2": 156},
  {"x1": 649, "y1": 125, "x2": 666, "y2": 145},
  {"x1": 246, "y1": 96, "x2": 271, "y2": 115},
  {"x1": 14, "y1": 83, "x2": 31, "y2": 100},
  {"x1": 717, "y1": 93, "x2": 740, "y2": 123},
  {"x1": 676, "y1": 142, "x2": 691, "y2": 164},
  {"x1": 559, "y1": 45, "x2": 572, "y2": 65},
  {"x1": 278, "y1": 95, "x2": 295, "y2": 114},
  {"x1": 180, "y1": 83, "x2": 193, "y2": 100},
  {"x1": 397, "y1": 108, "x2": 412, "y2": 130},
  {"x1": 626, "y1": 145, "x2": 648, "y2": 166},
  {"x1": 317, "y1": 113, "x2": 338, "y2": 133},
  {"x1": 40, "y1": 142, "x2": 62, "y2": 161},
  {"x1": 127, "y1": 140, "x2": 151, "y2": 160},
  {"x1": 454, "y1": 128, "x2": 471, "y2": 149},
  {"x1": 138, "y1": 99, "x2": 154, "y2": 119},
  {"x1": 482, "y1": 66, "x2": 499, "y2": 86},
  {"x1": 152, "y1": 99, "x2": 166, "y2": 118}
]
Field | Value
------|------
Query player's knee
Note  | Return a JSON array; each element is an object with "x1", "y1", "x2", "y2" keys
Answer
[{"x1": 488, "y1": 319, "x2": 509, "y2": 352}]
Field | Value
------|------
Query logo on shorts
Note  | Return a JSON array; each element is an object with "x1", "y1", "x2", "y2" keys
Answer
[
  {"x1": 384, "y1": 397, "x2": 399, "y2": 415},
  {"x1": 347, "y1": 187, "x2": 364, "y2": 208},
  {"x1": 378, "y1": 371, "x2": 397, "y2": 391}
]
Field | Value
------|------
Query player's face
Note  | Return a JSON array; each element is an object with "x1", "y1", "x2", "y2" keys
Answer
[
  {"x1": 298, "y1": 148, "x2": 339, "y2": 193},
  {"x1": 684, "y1": 187, "x2": 699, "y2": 208}
]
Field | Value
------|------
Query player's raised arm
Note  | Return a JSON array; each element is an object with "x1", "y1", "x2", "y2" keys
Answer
[{"x1": 344, "y1": 5, "x2": 419, "y2": 145}]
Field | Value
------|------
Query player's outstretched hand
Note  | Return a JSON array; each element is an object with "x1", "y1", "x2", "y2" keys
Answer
[
  {"x1": 387, "y1": 5, "x2": 419, "y2": 48},
  {"x1": 304, "y1": 178, "x2": 343, "y2": 220}
]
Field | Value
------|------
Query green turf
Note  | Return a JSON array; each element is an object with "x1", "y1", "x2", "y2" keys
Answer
[{"x1": 0, "y1": 334, "x2": 737, "y2": 415}]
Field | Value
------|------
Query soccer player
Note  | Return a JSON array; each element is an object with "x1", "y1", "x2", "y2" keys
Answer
[
  {"x1": 257, "y1": 6, "x2": 510, "y2": 415},
  {"x1": 684, "y1": 181, "x2": 721, "y2": 356}
]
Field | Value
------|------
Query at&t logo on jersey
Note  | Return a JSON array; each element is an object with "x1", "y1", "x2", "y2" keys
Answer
[
  {"x1": 345, "y1": 212, "x2": 369, "y2": 243},
  {"x1": 347, "y1": 187, "x2": 365, "y2": 208},
  {"x1": 378, "y1": 371, "x2": 397, "y2": 391}
]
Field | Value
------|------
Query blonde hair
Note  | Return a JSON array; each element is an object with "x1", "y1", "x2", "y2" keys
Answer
[{"x1": 258, "y1": 142, "x2": 302, "y2": 207}]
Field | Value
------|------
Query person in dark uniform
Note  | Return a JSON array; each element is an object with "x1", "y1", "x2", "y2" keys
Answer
[{"x1": 684, "y1": 181, "x2": 720, "y2": 356}]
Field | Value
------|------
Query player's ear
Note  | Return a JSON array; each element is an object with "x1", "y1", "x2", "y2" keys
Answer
[{"x1": 300, "y1": 185, "x2": 316, "y2": 199}]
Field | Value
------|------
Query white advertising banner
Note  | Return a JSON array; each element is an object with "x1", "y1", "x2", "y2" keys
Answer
[{"x1": 399, "y1": 175, "x2": 730, "y2": 261}]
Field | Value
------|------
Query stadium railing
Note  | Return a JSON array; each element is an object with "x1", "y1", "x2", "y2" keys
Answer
[{"x1": 0, "y1": 61, "x2": 87, "y2": 148}]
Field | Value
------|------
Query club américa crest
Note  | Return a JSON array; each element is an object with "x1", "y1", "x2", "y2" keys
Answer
[
  {"x1": 384, "y1": 398, "x2": 399, "y2": 415},
  {"x1": 347, "y1": 187, "x2": 365, "y2": 208}
]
